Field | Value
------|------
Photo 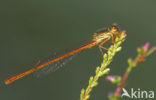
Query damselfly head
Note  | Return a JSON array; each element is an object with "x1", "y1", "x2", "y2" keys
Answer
[{"x1": 110, "y1": 24, "x2": 119, "y2": 33}]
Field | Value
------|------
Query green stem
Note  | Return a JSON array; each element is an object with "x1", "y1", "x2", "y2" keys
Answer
[{"x1": 80, "y1": 31, "x2": 127, "y2": 100}]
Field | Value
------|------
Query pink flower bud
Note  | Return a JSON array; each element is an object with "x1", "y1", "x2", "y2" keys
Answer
[
  {"x1": 143, "y1": 42, "x2": 150, "y2": 51},
  {"x1": 115, "y1": 87, "x2": 121, "y2": 95},
  {"x1": 106, "y1": 76, "x2": 116, "y2": 82}
]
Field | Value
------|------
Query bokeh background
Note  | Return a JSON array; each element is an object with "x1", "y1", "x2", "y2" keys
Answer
[{"x1": 0, "y1": 0, "x2": 156, "y2": 100}]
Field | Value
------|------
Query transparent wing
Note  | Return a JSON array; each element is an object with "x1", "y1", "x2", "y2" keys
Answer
[{"x1": 33, "y1": 52, "x2": 78, "y2": 78}]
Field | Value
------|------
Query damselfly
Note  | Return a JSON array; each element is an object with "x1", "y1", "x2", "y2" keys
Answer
[{"x1": 5, "y1": 24, "x2": 121, "y2": 85}]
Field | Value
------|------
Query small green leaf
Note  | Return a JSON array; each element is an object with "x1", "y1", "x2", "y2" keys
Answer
[
  {"x1": 89, "y1": 76, "x2": 94, "y2": 85},
  {"x1": 116, "y1": 47, "x2": 122, "y2": 52},
  {"x1": 95, "y1": 67, "x2": 100, "y2": 74},
  {"x1": 92, "y1": 81, "x2": 98, "y2": 87},
  {"x1": 99, "y1": 68, "x2": 110, "y2": 76},
  {"x1": 85, "y1": 95, "x2": 90, "y2": 100},
  {"x1": 80, "y1": 88, "x2": 85, "y2": 99}
]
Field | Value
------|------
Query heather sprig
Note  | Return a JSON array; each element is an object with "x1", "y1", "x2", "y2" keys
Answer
[
  {"x1": 107, "y1": 42, "x2": 156, "y2": 100},
  {"x1": 80, "y1": 31, "x2": 127, "y2": 100}
]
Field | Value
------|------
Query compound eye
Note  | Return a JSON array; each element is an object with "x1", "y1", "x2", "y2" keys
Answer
[{"x1": 112, "y1": 24, "x2": 119, "y2": 32}]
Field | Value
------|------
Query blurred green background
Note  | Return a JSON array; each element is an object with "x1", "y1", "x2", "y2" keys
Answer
[{"x1": 0, "y1": 0, "x2": 156, "y2": 100}]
